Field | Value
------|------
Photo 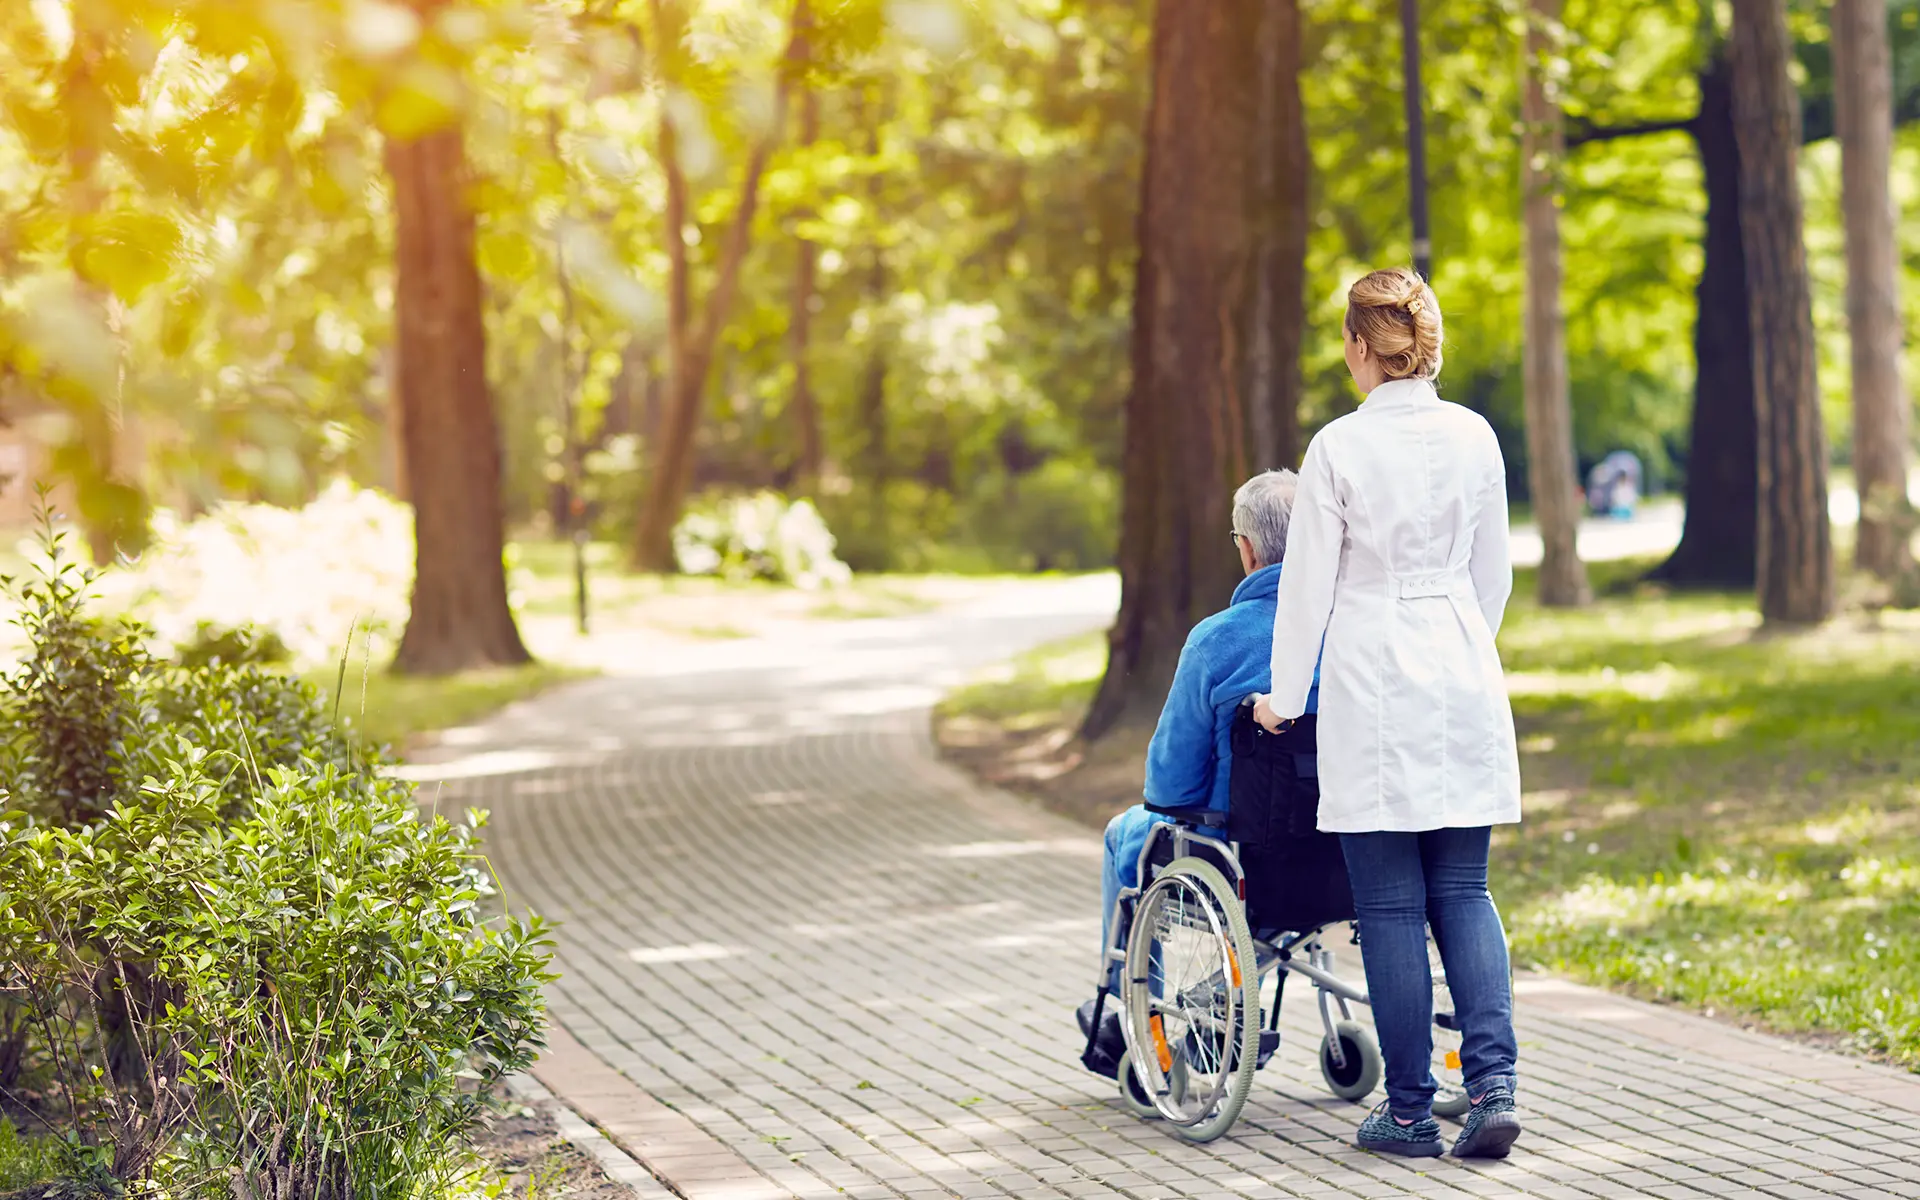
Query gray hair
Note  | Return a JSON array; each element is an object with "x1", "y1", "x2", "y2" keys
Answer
[{"x1": 1232, "y1": 469, "x2": 1299, "y2": 566}]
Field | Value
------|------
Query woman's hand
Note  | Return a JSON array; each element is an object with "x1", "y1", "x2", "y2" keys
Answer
[{"x1": 1252, "y1": 693, "x2": 1291, "y2": 734}]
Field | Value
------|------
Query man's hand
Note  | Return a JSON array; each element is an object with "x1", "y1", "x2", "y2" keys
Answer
[{"x1": 1252, "y1": 693, "x2": 1291, "y2": 734}]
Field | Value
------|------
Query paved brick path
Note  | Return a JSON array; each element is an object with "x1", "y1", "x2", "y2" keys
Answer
[{"x1": 414, "y1": 578, "x2": 1920, "y2": 1200}]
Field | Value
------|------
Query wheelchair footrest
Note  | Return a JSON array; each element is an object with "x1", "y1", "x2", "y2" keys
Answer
[{"x1": 1255, "y1": 1029, "x2": 1280, "y2": 1070}]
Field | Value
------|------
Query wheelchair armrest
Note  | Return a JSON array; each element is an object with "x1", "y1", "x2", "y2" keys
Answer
[{"x1": 1143, "y1": 803, "x2": 1227, "y2": 829}]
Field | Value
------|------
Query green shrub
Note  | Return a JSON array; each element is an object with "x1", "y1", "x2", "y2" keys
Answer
[
  {"x1": 0, "y1": 513, "x2": 554, "y2": 1198},
  {"x1": 2, "y1": 520, "x2": 149, "y2": 828},
  {"x1": 0, "y1": 756, "x2": 552, "y2": 1197},
  {"x1": 171, "y1": 623, "x2": 293, "y2": 670},
  {"x1": 93, "y1": 482, "x2": 414, "y2": 671},
  {"x1": 671, "y1": 491, "x2": 853, "y2": 588},
  {"x1": 963, "y1": 458, "x2": 1117, "y2": 572},
  {"x1": 3, "y1": 517, "x2": 375, "y2": 827},
  {"x1": 816, "y1": 460, "x2": 1116, "y2": 575}
]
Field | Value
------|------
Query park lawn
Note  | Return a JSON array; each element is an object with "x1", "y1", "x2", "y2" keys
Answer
[
  {"x1": 936, "y1": 561, "x2": 1920, "y2": 1070},
  {"x1": 305, "y1": 660, "x2": 588, "y2": 754}
]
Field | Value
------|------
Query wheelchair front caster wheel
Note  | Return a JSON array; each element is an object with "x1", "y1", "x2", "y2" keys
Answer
[
  {"x1": 1319, "y1": 1020, "x2": 1383, "y2": 1102},
  {"x1": 1117, "y1": 1059, "x2": 1161, "y2": 1120},
  {"x1": 1433, "y1": 1083, "x2": 1471, "y2": 1119}
]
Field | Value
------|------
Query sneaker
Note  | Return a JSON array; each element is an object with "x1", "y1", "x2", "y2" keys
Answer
[
  {"x1": 1355, "y1": 1101, "x2": 1444, "y2": 1157},
  {"x1": 1075, "y1": 997, "x2": 1127, "y2": 1079},
  {"x1": 1450, "y1": 1086, "x2": 1522, "y2": 1159}
]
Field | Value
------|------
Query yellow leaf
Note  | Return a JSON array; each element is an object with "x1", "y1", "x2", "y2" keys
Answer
[
  {"x1": 77, "y1": 213, "x2": 181, "y2": 305},
  {"x1": 477, "y1": 230, "x2": 538, "y2": 283},
  {"x1": 376, "y1": 66, "x2": 464, "y2": 141},
  {"x1": 161, "y1": 288, "x2": 206, "y2": 359}
]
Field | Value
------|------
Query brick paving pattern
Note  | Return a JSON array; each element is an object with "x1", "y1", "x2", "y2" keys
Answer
[{"x1": 416, "y1": 579, "x2": 1920, "y2": 1199}]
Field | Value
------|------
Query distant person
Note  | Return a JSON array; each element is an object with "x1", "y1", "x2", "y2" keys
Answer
[
  {"x1": 1586, "y1": 451, "x2": 1642, "y2": 519},
  {"x1": 1078, "y1": 470, "x2": 1318, "y2": 1071},
  {"x1": 1254, "y1": 267, "x2": 1523, "y2": 1160}
]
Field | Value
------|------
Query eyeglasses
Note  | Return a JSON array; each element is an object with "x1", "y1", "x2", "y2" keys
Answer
[{"x1": 1229, "y1": 530, "x2": 1244, "y2": 546}]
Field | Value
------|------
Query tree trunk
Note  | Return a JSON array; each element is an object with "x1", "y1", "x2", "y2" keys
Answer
[
  {"x1": 1649, "y1": 54, "x2": 1760, "y2": 590},
  {"x1": 1832, "y1": 0, "x2": 1914, "y2": 580},
  {"x1": 788, "y1": 60, "x2": 824, "y2": 493},
  {"x1": 1729, "y1": 0, "x2": 1834, "y2": 624},
  {"x1": 632, "y1": 0, "x2": 806, "y2": 571},
  {"x1": 860, "y1": 336, "x2": 888, "y2": 537},
  {"x1": 859, "y1": 101, "x2": 889, "y2": 540},
  {"x1": 1082, "y1": 0, "x2": 1270, "y2": 741},
  {"x1": 1520, "y1": 0, "x2": 1591, "y2": 607},
  {"x1": 61, "y1": 23, "x2": 142, "y2": 566},
  {"x1": 1245, "y1": 0, "x2": 1308, "y2": 472},
  {"x1": 386, "y1": 125, "x2": 532, "y2": 674}
]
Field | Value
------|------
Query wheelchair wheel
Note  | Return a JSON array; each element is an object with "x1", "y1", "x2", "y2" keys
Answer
[
  {"x1": 1116, "y1": 1058, "x2": 1162, "y2": 1121},
  {"x1": 1319, "y1": 1020, "x2": 1382, "y2": 1102},
  {"x1": 1121, "y1": 857, "x2": 1260, "y2": 1143},
  {"x1": 1429, "y1": 939, "x2": 1470, "y2": 1119}
]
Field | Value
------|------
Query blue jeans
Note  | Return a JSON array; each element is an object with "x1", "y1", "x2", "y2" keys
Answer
[
  {"x1": 1100, "y1": 806, "x2": 1170, "y2": 993},
  {"x1": 1339, "y1": 827, "x2": 1518, "y2": 1119}
]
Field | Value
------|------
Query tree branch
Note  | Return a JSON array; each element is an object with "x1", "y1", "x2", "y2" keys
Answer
[{"x1": 1566, "y1": 115, "x2": 1697, "y2": 148}]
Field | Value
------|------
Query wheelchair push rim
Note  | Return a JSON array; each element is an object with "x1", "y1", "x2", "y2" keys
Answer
[{"x1": 1121, "y1": 857, "x2": 1261, "y2": 1140}]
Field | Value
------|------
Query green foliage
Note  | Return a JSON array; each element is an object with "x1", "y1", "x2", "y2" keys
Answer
[
  {"x1": 3, "y1": 508, "x2": 378, "y2": 824},
  {"x1": 0, "y1": 1121, "x2": 60, "y2": 1193},
  {"x1": 961, "y1": 459, "x2": 1118, "y2": 574},
  {"x1": 171, "y1": 624, "x2": 293, "y2": 670},
  {"x1": 671, "y1": 491, "x2": 853, "y2": 587},
  {"x1": 2, "y1": 517, "x2": 148, "y2": 827},
  {"x1": 0, "y1": 759, "x2": 554, "y2": 1197},
  {"x1": 102, "y1": 483, "x2": 414, "y2": 672},
  {"x1": 0, "y1": 507, "x2": 554, "y2": 1198}
]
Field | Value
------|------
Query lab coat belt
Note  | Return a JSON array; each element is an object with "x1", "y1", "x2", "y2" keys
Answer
[{"x1": 1396, "y1": 571, "x2": 1470, "y2": 599}]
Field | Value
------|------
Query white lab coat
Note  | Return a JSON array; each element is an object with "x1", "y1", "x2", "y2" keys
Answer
[{"x1": 1266, "y1": 377, "x2": 1522, "y2": 833}]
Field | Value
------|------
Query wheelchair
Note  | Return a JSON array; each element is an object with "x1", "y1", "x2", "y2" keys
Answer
[{"x1": 1083, "y1": 706, "x2": 1468, "y2": 1143}]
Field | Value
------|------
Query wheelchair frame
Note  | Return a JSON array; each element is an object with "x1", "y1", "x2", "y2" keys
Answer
[{"x1": 1095, "y1": 816, "x2": 1465, "y2": 1140}]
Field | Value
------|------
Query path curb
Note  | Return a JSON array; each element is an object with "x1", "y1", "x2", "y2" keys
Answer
[
  {"x1": 504, "y1": 1070, "x2": 681, "y2": 1199},
  {"x1": 529, "y1": 1022, "x2": 789, "y2": 1200}
]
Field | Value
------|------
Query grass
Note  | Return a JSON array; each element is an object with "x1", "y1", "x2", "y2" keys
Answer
[
  {"x1": 306, "y1": 662, "x2": 589, "y2": 753},
  {"x1": 508, "y1": 538, "x2": 950, "y2": 623},
  {"x1": 936, "y1": 633, "x2": 1106, "y2": 730},
  {"x1": 937, "y1": 559, "x2": 1920, "y2": 1069},
  {"x1": 0, "y1": 1119, "x2": 57, "y2": 1191},
  {"x1": 1495, "y1": 559, "x2": 1920, "y2": 1065}
]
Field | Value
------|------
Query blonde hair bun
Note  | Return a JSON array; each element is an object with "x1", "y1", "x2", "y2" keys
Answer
[{"x1": 1345, "y1": 267, "x2": 1443, "y2": 381}]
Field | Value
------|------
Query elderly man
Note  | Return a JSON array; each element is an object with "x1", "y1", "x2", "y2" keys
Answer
[{"x1": 1078, "y1": 469, "x2": 1319, "y2": 1074}]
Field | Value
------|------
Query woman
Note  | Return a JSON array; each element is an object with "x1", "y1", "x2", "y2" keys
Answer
[{"x1": 1254, "y1": 267, "x2": 1522, "y2": 1160}]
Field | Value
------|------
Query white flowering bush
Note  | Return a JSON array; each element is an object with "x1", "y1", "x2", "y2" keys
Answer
[
  {"x1": 672, "y1": 491, "x2": 853, "y2": 590},
  {"x1": 84, "y1": 481, "x2": 414, "y2": 670}
]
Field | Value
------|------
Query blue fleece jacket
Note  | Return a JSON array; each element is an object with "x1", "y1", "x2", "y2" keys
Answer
[{"x1": 1142, "y1": 563, "x2": 1320, "y2": 818}]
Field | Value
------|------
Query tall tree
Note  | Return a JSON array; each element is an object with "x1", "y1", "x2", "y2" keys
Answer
[
  {"x1": 1083, "y1": 0, "x2": 1305, "y2": 739},
  {"x1": 1832, "y1": 0, "x2": 1915, "y2": 581},
  {"x1": 1728, "y1": 0, "x2": 1834, "y2": 624},
  {"x1": 1575, "y1": 12, "x2": 1920, "y2": 590},
  {"x1": 1520, "y1": 0, "x2": 1591, "y2": 607},
  {"x1": 1638, "y1": 51, "x2": 1760, "y2": 589},
  {"x1": 787, "y1": 63, "x2": 824, "y2": 494},
  {"x1": 632, "y1": 0, "x2": 806, "y2": 571},
  {"x1": 387, "y1": 118, "x2": 532, "y2": 673},
  {"x1": 1246, "y1": 0, "x2": 1308, "y2": 472}
]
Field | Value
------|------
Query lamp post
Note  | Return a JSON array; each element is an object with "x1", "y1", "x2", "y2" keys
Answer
[{"x1": 1399, "y1": 0, "x2": 1432, "y2": 280}]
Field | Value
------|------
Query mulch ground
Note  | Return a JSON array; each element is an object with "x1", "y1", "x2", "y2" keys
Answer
[{"x1": 474, "y1": 1103, "x2": 631, "y2": 1200}]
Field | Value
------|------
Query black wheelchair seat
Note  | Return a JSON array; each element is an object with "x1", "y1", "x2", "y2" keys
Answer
[{"x1": 1225, "y1": 707, "x2": 1355, "y2": 933}]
